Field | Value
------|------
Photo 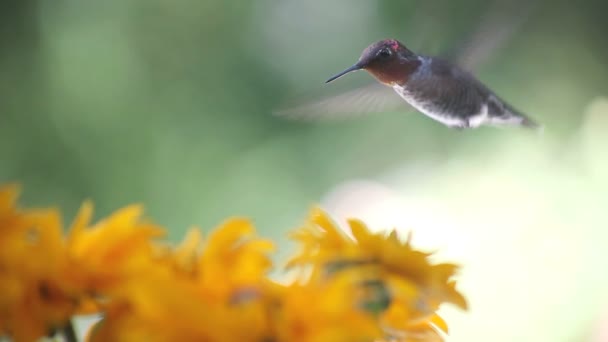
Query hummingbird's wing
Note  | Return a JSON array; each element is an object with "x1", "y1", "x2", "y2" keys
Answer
[
  {"x1": 446, "y1": 0, "x2": 540, "y2": 71},
  {"x1": 275, "y1": 83, "x2": 413, "y2": 121}
]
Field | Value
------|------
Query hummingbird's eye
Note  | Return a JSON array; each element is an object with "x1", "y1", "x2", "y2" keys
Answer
[{"x1": 377, "y1": 48, "x2": 392, "y2": 58}]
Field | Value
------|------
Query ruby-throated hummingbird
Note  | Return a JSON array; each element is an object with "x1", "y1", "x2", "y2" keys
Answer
[
  {"x1": 324, "y1": 39, "x2": 540, "y2": 130},
  {"x1": 276, "y1": 0, "x2": 542, "y2": 130}
]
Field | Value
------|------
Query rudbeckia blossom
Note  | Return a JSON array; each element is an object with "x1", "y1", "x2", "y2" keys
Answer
[{"x1": 0, "y1": 184, "x2": 466, "y2": 342}]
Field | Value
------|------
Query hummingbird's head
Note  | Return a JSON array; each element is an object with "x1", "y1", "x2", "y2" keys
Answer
[{"x1": 326, "y1": 39, "x2": 420, "y2": 86}]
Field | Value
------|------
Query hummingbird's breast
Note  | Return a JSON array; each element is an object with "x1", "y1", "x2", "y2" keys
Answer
[{"x1": 393, "y1": 84, "x2": 469, "y2": 127}]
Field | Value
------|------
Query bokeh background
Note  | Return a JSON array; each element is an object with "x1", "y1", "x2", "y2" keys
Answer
[{"x1": 1, "y1": 0, "x2": 608, "y2": 341}]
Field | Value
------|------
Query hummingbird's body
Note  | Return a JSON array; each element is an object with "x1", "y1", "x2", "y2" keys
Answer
[{"x1": 325, "y1": 39, "x2": 540, "y2": 130}]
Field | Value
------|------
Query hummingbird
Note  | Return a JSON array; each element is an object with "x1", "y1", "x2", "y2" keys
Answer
[{"x1": 324, "y1": 39, "x2": 540, "y2": 130}]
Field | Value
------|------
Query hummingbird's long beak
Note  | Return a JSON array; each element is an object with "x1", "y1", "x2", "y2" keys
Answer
[{"x1": 325, "y1": 63, "x2": 363, "y2": 83}]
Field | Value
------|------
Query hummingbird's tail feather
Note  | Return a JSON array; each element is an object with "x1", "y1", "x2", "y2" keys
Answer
[
  {"x1": 510, "y1": 111, "x2": 544, "y2": 135},
  {"x1": 493, "y1": 113, "x2": 544, "y2": 134},
  {"x1": 519, "y1": 115, "x2": 542, "y2": 131},
  {"x1": 490, "y1": 95, "x2": 543, "y2": 132}
]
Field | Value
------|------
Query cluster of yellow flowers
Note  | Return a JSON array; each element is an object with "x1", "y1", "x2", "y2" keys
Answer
[{"x1": 0, "y1": 184, "x2": 466, "y2": 342}]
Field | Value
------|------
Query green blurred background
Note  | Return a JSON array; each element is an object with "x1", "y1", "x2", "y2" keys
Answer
[{"x1": 1, "y1": 1, "x2": 608, "y2": 341}]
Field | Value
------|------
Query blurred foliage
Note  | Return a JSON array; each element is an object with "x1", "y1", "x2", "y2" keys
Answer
[
  {"x1": 1, "y1": 0, "x2": 607, "y2": 239},
  {"x1": 1, "y1": 0, "x2": 608, "y2": 341}
]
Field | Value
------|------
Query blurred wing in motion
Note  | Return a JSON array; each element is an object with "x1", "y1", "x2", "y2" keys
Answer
[
  {"x1": 275, "y1": 83, "x2": 412, "y2": 121},
  {"x1": 446, "y1": 0, "x2": 541, "y2": 71}
]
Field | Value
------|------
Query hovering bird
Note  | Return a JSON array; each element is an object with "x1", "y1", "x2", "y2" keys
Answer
[
  {"x1": 324, "y1": 38, "x2": 540, "y2": 130},
  {"x1": 276, "y1": 0, "x2": 541, "y2": 130}
]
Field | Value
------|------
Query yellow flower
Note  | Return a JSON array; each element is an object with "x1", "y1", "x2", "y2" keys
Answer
[
  {"x1": 275, "y1": 260, "x2": 389, "y2": 342},
  {"x1": 1, "y1": 184, "x2": 467, "y2": 342},
  {"x1": 197, "y1": 218, "x2": 275, "y2": 299},
  {"x1": 0, "y1": 187, "x2": 172, "y2": 341},
  {"x1": 88, "y1": 218, "x2": 277, "y2": 342},
  {"x1": 0, "y1": 185, "x2": 75, "y2": 341},
  {"x1": 65, "y1": 202, "x2": 166, "y2": 294},
  {"x1": 289, "y1": 207, "x2": 467, "y2": 340}
]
